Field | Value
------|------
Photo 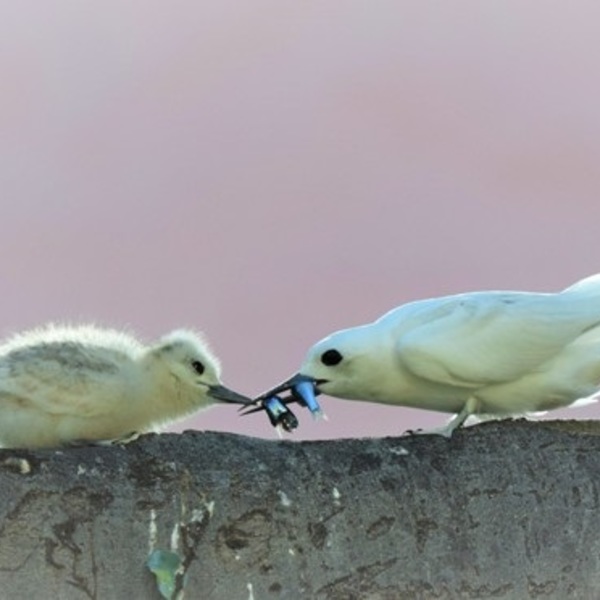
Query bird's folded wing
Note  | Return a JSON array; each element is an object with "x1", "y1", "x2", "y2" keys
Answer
[
  {"x1": 396, "y1": 293, "x2": 600, "y2": 388},
  {"x1": 0, "y1": 343, "x2": 125, "y2": 417}
]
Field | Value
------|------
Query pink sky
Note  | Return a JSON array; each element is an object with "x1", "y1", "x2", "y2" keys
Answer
[{"x1": 1, "y1": 3, "x2": 600, "y2": 440}]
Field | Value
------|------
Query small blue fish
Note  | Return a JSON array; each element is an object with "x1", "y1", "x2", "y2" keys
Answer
[
  {"x1": 242, "y1": 374, "x2": 324, "y2": 432},
  {"x1": 291, "y1": 380, "x2": 322, "y2": 416},
  {"x1": 263, "y1": 396, "x2": 299, "y2": 432}
]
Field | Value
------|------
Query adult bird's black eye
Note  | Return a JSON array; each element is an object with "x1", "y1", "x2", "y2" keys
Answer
[
  {"x1": 321, "y1": 349, "x2": 343, "y2": 366},
  {"x1": 191, "y1": 360, "x2": 205, "y2": 375}
]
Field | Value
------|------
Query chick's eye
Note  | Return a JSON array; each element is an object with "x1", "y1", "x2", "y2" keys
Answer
[
  {"x1": 321, "y1": 349, "x2": 343, "y2": 366},
  {"x1": 191, "y1": 360, "x2": 205, "y2": 375}
]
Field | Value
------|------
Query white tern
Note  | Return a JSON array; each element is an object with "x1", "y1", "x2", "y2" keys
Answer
[{"x1": 256, "y1": 274, "x2": 600, "y2": 437}]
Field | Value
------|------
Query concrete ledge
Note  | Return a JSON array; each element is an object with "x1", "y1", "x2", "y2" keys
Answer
[{"x1": 0, "y1": 420, "x2": 599, "y2": 599}]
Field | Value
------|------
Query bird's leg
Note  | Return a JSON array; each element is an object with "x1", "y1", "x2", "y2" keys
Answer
[
  {"x1": 436, "y1": 397, "x2": 479, "y2": 437},
  {"x1": 405, "y1": 396, "x2": 479, "y2": 438},
  {"x1": 66, "y1": 431, "x2": 142, "y2": 448},
  {"x1": 110, "y1": 430, "x2": 142, "y2": 445}
]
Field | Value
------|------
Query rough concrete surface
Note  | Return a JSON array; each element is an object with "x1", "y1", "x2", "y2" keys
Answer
[{"x1": 0, "y1": 420, "x2": 599, "y2": 599}]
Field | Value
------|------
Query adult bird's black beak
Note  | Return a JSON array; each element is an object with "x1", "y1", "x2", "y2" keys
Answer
[
  {"x1": 239, "y1": 373, "x2": 325, "y2": 431},
  {"x1": 239, "y1": 372, "x2": 324, "y2": 419},
  {"x1": 253, "y1": 372, "x2": 322, "y2": 402},
  {"x1": 207, "y1": 384, "x2": 253, "y2": 405}
]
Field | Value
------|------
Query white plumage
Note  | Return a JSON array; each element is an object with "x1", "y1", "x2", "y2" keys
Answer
[
  {"x1": 0, "y1": 324, "x2": 250, "y2": 448},
  {"x1": 288, "y1": 274, "x2": 600, "y2": 436}
]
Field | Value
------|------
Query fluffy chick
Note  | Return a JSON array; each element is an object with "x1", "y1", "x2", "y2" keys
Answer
[{"x1": 0, "y1": 324, "x2": 250, "y2": 448}]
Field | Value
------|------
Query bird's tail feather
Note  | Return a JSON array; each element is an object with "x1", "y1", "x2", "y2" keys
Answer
[{"x1": 562, "y1": 273, "x2": 600, "y2": 296}]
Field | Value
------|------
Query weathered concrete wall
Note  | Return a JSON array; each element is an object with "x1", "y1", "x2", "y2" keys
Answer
[{"x1": 0, "y1": 420, "x2": 599, "y2": 599}]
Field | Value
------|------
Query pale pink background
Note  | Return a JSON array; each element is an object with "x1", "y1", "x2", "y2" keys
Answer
[{"x1": 2, "y1": 3, "x2": 599, "y2": 440}]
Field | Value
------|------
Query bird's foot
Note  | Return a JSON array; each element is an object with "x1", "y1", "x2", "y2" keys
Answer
[{"x1": 403, "y1": 424, "x2": 455, "y2": 438}]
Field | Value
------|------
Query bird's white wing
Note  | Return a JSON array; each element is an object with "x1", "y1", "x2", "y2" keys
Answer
[
  {"x1": 0, "y1": 343, "x2": 128, "y2": 417},
  {"x1": 395, "y1": 292, "x2": 600, "y2": 388}
]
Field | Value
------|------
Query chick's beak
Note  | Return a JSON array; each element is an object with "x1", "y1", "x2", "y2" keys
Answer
[{"x1": 208, "y1": 384, "x2": 253, "y2": 405}]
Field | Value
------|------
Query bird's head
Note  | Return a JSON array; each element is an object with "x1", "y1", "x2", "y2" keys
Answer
[
  {"x1": 297, "y1": 325, "x2": 389, "y2": 400},
  {"x1": 259, "y1": 324, "x2": 391, "y2": 404},
  {"x1": 150, "y1": 330, "x2": 251, "y2": 407}
]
